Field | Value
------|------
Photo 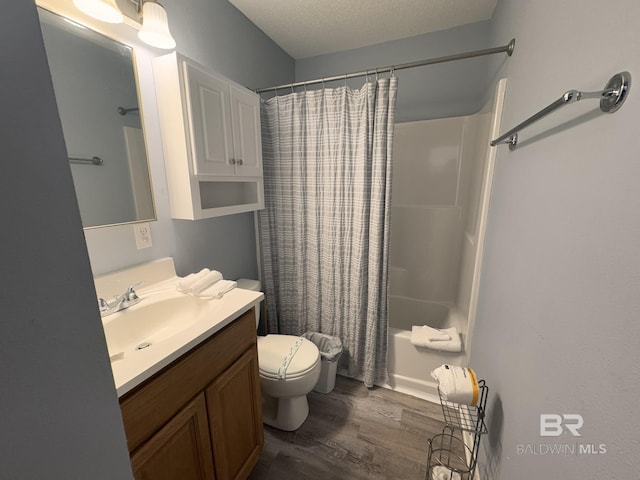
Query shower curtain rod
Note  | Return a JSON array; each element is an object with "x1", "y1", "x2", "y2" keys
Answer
[{"x1": 255, "y1": 39, "x2": 515, "y2": 94}]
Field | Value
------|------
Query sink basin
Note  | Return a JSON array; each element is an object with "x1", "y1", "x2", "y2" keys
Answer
[
  {"x1": 94, "y1": 258, "x2": 264, "y2": 396},
  {"x1": 103, "y1": 291, "x2": 214, "y2": 357}
]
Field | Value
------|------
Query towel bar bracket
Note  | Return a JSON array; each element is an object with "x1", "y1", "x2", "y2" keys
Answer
[
  {"x1": 504, "y1": 133, "x2": 518, "y2": 151},
  {"x1": 599, "y1": 71, "x2": 631, "y2": 113}
]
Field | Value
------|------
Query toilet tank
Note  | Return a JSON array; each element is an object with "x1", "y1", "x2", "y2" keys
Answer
[{"x1": 237, "y1": 279, "x2": 261, "y2": 328}]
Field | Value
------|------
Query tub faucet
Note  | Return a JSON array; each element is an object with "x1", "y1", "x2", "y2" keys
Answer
[{"x1": 98, "y1": 281, "x2": 143, "y2": 317}]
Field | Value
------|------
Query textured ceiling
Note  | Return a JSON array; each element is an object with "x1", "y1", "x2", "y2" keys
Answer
[{"x1": 229, "y1": 0, "x2": 497, "y2": 59}]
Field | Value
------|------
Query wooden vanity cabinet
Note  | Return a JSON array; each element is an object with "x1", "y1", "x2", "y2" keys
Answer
[
  {"x1": 130, "y1": 393, "x2": 215, "y2": 480},
  {"x1": 206, "y1": 348, "x2": 262, "y2": 479},
  {"x1": 120, "y1": 309, "x2": 263, "y2": 480}
]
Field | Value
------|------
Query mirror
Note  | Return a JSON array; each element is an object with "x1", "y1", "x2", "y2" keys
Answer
[{"x1": 38, "y1": 7, "x2": 156, "y2": 229}]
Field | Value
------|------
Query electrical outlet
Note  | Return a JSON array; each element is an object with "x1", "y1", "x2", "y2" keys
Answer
[{"x1": 134, "y1": 222, "x2": 152, "y2": 249}]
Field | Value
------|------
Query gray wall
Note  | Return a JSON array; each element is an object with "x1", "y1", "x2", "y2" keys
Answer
[
  {"x1": 0, "y1": 1, "x2": 133, "y2": 478},
  {"x1": 84, "y1": 0, "x2": 294, "y2": 278},
  {"x1": 295, "y1": 21, "x2": 492, "y2": 122},
  {"x1": 472, "y1": 0, "x2": 640, "y2": 478}
]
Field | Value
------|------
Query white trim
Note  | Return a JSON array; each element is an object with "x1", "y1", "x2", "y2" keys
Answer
[
  {"x1": 254, "y1": 211, "x2": 263, "y2": 284},
  {"x1": 463, "y1": 78, "x2": 507, "y2": 360},
  {"x1": 378, "y1": 375, "x2": 441, "y2": 404}
]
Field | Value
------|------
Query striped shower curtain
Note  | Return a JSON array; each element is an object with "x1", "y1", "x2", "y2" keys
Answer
[{"x1": 258, "y1": 77, "x2": 397, "y2": 387}]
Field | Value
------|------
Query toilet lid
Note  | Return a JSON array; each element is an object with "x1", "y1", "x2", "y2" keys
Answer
[{"x1": 258, "y1": 335, "x2": 320, "y2": 380}]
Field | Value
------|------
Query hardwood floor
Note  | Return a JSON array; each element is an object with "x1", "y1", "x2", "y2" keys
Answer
[{"x1": 248, "y1": 375, "x2": 449, "y2": 480}]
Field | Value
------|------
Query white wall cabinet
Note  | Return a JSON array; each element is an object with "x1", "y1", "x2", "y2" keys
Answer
[
  {"x1": 153, "y1": 52, "x2": 264, "y2": 219},
  {"x1": 228, "y1": 84, "x2": 263, "y2": 177}
]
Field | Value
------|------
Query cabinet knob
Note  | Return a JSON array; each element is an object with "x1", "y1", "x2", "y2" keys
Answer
[
  {"x1": 236, "y1": 159, "x2": 243, "y2": 165},
  {"x1": 230, "y1": 158, "x2": 236, "y2": 165}
]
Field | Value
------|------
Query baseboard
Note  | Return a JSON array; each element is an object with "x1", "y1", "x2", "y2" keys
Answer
[
  {"x1": 381, "y1": 372, "x2": 441, "y2": 403},
  {"x1": 378, "y1": 380, "x2": 440, "y2": 404},
  {"x1": 335, "y1": 368, "x2": 440, "y2": 403}
]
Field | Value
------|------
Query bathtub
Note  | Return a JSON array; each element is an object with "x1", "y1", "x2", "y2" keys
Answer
[{"x1": 383, "y1": 295, "x2": 469, "y2": 402}]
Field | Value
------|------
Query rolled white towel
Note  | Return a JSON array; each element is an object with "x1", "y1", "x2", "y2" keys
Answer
[
  {"x1": 411, "y1": 325, "x2": 451, "y2": 343},
  {"x1": 431, "y1": 364, "x2": 479, "y2": 406},
  {"x1": 199, "y1": 279, "x2": 237, "y2": 299},
  {"x1": 176, "y1": 268, "x2": 210, "y2": 293},
  {"x1": 189, "y1": 270, "x2": 223, "y2": 295},
  {"x1": 411, "y1": 327, "x2": 462, "y2": 352}
]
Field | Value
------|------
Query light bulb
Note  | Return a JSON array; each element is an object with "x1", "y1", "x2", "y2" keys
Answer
[
  {"x1": 73, "y1": 0, "x2": 123, "y2": 24},
  {"x1": 138, "y1": 2, "x2": 176, "y2": 50}
]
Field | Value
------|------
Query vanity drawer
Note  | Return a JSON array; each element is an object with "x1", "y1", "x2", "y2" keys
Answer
[{"x1": 120, "y1": 308, "x2": 256, "y2": 452}]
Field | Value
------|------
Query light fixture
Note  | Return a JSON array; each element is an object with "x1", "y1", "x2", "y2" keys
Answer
[
  {"x1": 73, "y1": 0, "x2": 176, "y2": 50},
  {"x1": 73, "y1": 0, "x2": 124, "y2": 24},
  {"x1": 137, "y1": 1, "x2": 176, "y2": 50}
]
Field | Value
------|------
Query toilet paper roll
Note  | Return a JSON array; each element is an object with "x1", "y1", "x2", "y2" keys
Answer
[
  {"x1": 431, "y1": 364, "x2": 479, "y2": 406},
  {"x1": 431, "y1": 465, "x2": 461, "y2": 480}
]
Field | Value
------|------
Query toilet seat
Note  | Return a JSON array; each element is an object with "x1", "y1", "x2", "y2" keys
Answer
[{"x1": 258, "y1": 335, "x2": 320, "y2": 380}]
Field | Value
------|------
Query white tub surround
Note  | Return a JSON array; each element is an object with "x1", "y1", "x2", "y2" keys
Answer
[
  {"x1": 94, "y1": 258, "x2": 263, "y2": 396},
  {"x1": 384, "y1": 80, "x2": 507, "y2": 401}
]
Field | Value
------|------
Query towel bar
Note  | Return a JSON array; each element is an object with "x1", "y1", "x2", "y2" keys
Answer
[{"x1": 491, "y1": 71, "x2": 631, "y2": 150}]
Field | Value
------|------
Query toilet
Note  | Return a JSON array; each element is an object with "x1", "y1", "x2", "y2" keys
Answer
[{"x1": 237, "y1": 279, "x2": 321, "y2": 431}]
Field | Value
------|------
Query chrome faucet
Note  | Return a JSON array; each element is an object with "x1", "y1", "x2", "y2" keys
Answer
[{"x1": 98, "y1": 282, "x2": 143, "y2": 317}]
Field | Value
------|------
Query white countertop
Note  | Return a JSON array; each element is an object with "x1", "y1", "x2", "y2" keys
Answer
[
  {"x1": 108, "y1": 284, "x2": 263, "y2": 397},
  {"x1": 94, "y1": 258, "x2": 263, "y2": 397}
]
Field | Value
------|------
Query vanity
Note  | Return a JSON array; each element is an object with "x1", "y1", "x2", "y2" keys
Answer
[{"x1": 95, "y1": 258, "x2": 264, "y2": 479}]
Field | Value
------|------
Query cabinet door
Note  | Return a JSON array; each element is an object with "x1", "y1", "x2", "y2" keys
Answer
[
  {"x1": 131, "y1": 393, "x2": 215, "y2": 480},
  {"x1": 206, "y1": 346, "x2": 263, "y2": 480},
  {"x1": 229, "y1": 85, "x2": 263, "y2": 177},
  {"x1": 183, "y1": 62, "x2": 236, "y2": 176}
]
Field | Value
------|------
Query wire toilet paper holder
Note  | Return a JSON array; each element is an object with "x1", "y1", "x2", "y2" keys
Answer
[{"x1": 425, "y1": 380, "x2": 488, "y2": 480}]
